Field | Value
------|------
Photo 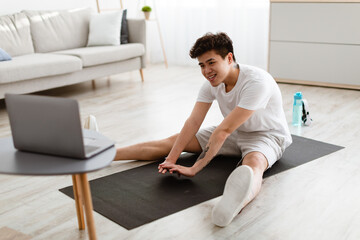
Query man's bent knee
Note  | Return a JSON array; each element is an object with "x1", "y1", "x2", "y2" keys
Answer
[{"x1": 242, "y1": 152, "x2": 268, "y2": 173}]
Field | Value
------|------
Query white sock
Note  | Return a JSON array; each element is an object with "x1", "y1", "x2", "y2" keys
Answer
[{"x1": 211, "y1": 165, "x2": 254, "y2": 227}]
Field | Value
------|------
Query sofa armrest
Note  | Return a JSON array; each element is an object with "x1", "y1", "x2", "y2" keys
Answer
[{"x1": 127, "y1": 19, "x2": 146, "y2": 68}]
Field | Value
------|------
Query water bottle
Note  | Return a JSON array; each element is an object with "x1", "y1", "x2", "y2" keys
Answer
[{"x1": 292, "y1": 92, "x2": 303, "y2": 126}]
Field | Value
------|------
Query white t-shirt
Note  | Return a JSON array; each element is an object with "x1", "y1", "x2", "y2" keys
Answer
[{"x1": 197, "y1": 64, "x2": 291, "y2": 145}]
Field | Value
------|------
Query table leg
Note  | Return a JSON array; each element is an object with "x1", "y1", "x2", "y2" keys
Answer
[
  {"x1": 72, "y1": 174, "x2": 85, "y2": 230},
  {"x1": 79, "y1": 173, "x2": 97, "y2": 240}
]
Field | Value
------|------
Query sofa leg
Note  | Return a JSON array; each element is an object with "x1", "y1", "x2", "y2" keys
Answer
[
  {"x1": 139, "y1": 69, "x2": 144, "y2": 82},
  {"x1": 92, "y1": 80, "x2": 96, "y2": 89}
]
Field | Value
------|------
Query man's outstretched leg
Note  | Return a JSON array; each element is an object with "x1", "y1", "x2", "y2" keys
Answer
[
  {"x1": 211, "y1": 152, "x2": 268, "y2": 227},
  {"x1": 115, "y1": 134, "x2": 202, "y2": 161},
  {"x1": 85, "y1": 116, "x2": 202, "y2": 161}
]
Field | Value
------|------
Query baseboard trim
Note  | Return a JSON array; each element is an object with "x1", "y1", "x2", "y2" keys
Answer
[{"x1": 275, "y1": 78, "x2": 360, "y2": 90}]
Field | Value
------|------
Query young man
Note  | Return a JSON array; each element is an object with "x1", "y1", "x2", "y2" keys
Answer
[{"x1": 114, "y1": 32, "x2": 292, "y2": 227}]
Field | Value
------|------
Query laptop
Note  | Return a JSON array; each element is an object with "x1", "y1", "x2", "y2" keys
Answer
[{"x1": 5, "y1": 93, "x2": 115, "y2": 159}]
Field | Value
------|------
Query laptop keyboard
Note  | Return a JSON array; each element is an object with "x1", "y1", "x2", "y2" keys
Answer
[{"x1": 84, "y1": 145, "x2": 101, "y2": 154}]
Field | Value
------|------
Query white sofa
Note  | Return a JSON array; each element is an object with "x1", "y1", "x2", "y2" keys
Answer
[{"x1": 0, "y1": 8, "x2": 146, "y2": 99}]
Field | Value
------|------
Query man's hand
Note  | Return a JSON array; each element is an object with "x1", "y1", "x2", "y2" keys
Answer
[
  {"x1": 158, "y1": 158, "x2": 176, "y2": 174},
  {"x1": 158, "y1": 162, "x2": 196, "y2": 177}
]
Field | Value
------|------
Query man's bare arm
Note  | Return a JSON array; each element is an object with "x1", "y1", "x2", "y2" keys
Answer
[
  {"x1": 160, "y1": 107, "x2": 254, "y2": 177},
  {"x1": 191, "y1": 107, "x2": 255, "y2": 175},
  {"x1": 158, "y1": 102, "x2": 211, "y2": 173}
]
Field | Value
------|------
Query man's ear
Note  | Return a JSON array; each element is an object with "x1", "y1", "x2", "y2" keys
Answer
[{"x1": 227, "y1": 53, "x2": 233, "y2": 64}]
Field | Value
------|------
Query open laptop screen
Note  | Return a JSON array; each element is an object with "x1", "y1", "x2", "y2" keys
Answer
[{"x1": 5, "y1": 94, "x2": 86, "y2": 158}]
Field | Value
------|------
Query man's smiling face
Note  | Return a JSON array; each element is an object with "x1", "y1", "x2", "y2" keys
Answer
[{"x1": 198, "y1": 50, "x2": 232, "y2": 87}]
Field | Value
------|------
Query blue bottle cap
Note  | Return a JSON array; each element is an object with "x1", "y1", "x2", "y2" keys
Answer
[{"x1": 294, "y1": 92, "x2": 302, "y2": 100}]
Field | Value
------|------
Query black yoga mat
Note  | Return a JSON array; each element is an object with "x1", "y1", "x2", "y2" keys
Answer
[{"x1": 60, "y1": 135, "x2": 343, "y2": 230}]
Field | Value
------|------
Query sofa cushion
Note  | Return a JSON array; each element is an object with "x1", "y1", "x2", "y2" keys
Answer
[
  {"x1": 23, "y1": 8, "x2": 92, "y2": 53},
  {"x1": 0, "y1": 13, "x2": 34, "y2": 57},
  {"x1": 87, "y1": 11, "x2": 123, "y2": 47},
  {"x1": 0, "y1": 54, "x2": 82, "y2": 84},
  {"x1": 53, "y1": 43, "x2": 145, "y2": 67}
]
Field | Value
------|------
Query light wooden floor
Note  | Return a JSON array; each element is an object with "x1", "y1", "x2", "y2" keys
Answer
[{"x1": 0, "y1": 65, "x2": 359, "y2": 240}]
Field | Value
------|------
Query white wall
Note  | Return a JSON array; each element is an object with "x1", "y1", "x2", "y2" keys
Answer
[
  {"x1": 0, "y1": 0, "x2": 98, "y2": 15},
  {"x1": 0, "y1": 0, "x2": 140, "y2": 16}
]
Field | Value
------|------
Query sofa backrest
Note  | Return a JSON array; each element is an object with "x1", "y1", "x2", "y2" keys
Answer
[
  {"x1": 0, "y1": 12, "x2": 34, "y2": 57},
  {"x1": 23, "y1": 8, "x2": 93, "y2": 53}
]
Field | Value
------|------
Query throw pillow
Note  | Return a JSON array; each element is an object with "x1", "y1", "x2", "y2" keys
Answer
[
  {"x1": 23, "y1": 8, "x2": 92, "y2": 53},
  {"x1": 120, "y1": 9, "x2": 129, "y2": 44},
  {"x1": 87, "y1": 11, "x2": 123, "y2": 46},
  {"x1": 0, "y1": 48, "x2": 12, "y2": 61}
]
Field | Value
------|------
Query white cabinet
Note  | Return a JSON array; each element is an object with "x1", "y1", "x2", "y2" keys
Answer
[{"x1": 269, "y1": 1, "x2": 360, "y2": 89}]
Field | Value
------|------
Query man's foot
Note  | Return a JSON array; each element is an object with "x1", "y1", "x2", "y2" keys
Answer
[
  {"x1": 211, "y1": 165, "x2": 254, "y2": 227},
  {"x1": 84, "y1": 115, "x2": 99, "y2": 132}
]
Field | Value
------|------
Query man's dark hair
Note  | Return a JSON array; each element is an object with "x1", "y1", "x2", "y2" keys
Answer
[{"x1": 189, "y1": 32, "x2": 236, "y2": 62}]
